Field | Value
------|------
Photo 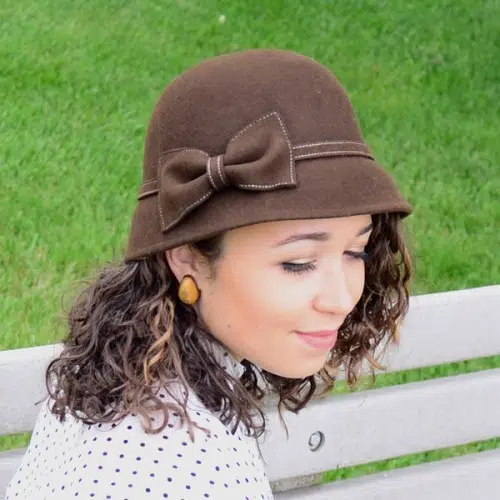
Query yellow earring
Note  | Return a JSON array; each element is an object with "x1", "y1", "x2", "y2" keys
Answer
[{"x1": 178, "y1": 274, "x2": 201, "y2": 305}]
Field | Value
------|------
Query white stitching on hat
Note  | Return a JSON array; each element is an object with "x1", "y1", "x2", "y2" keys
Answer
[
  {"x1": 230, "y1": 111, "x2": 295, "y2": 189},
  {"x1": 159, "y1": 147, "x2": 209, "y2": 161},
  {"x1": 163, "y1": 191, "x2": 213, "y2": 232},
  {"x1": 235, "y1": 182, "x2": 295, "y2": 189},
  {"x1": 158, "y1": 189, "x2": 166, "y2": 229},
  {"x1": 206, "y1": 157, "x2": 218, "y2": 190},
  {"x1": 294, "y1": 150, "x2": 374, "y2": 160},
  {"x1": 158, "y1": 149, "x2": 212, "y2": 230},
  {"x1": 138, "y1": 189, "x2": 158, "y2": 199},
  {"x1": 216, "y1": 154, "x2": 227, "y2": 187},
  {"x1": 276, "y1": 112, "x2": 295, "y2": 185},
  {"x1": 229, "y1": 112, "x2": 276, "y2": 143},
  {"x1": 293, "y1": 141, "x2": 366, "y2": 149}
]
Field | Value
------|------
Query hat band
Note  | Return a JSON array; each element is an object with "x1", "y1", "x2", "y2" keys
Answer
[{"x1": 137, "y1": 141, "x2": 374, "y2": 197}]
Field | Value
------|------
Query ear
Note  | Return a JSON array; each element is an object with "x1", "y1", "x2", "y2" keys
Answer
[{"x1": 165, "y1": 245, "x2": 205, "y2": 284}]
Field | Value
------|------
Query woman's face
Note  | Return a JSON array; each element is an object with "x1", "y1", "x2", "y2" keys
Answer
[{"x1": 193, "y1": 214, "x2": 372, "y2": 378}]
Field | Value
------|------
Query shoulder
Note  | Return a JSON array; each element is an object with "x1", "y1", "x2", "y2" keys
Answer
[{"x1": 59, "y1": 384, "x2": 272, "y2": 499}]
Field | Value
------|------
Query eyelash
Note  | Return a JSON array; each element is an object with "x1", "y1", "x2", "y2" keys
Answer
[
  {"x1": 346, "y1": 250, "x2": 369, "y2": 262},
  {"x1": 281, "y1": 261, "x2": 317, "y2": 275},
  {"x1": 281, "y1": 251, "x2": 369, "y2": 275}
]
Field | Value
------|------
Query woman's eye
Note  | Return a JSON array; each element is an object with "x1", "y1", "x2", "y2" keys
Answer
[
  {"x1": 281, "y1": 261, "x2": 317, "y2": 275},
  {"x1": 345, "y1": 250, "x2": 369, "y2": 262}
]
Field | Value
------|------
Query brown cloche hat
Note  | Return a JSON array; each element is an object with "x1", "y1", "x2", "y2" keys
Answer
[{"x1": 125, "y1": 49, "x2": 412, "y2": 261}]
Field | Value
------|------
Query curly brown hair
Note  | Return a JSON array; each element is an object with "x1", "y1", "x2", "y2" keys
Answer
[{"x1": 43, "y1": 212, "x2": 411, "y2": 443}]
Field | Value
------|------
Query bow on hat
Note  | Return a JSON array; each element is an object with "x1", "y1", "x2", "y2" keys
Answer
[{"x1": 137, "y1": 111, "x2": 374, "y2": 232}]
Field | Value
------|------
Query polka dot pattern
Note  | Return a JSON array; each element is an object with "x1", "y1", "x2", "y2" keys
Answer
[{"x1": 5, "y1": 343, "x2": 274, "y2": 499}]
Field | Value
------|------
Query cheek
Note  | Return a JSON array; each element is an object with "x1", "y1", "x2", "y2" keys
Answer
[
  {"x1": 224, "y1": 266, "x2": 301, "y2": 325},
  {"x1": 348, "y1": 263, "x2": 366, "y2": 305},
  {"x1": 203, "y1": 264, "x2": 303, "y2": 338}
]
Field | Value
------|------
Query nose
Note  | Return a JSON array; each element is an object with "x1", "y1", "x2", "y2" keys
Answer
[{"x1": 312, "y1": 266, "x2": 357, "y2": 317}]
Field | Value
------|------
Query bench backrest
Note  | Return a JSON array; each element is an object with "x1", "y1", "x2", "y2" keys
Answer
[{"x1": 1, "y1": 285, "x2": 500, "y2": 499}]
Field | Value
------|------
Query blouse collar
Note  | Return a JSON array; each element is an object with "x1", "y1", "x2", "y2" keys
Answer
[{"x1": 208, "y1": 340, "x2": 246, "y2": 379}]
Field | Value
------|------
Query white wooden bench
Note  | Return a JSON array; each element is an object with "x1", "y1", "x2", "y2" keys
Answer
[{"x1": 1, "y1": 285, "x2": 499, "y2": 499}]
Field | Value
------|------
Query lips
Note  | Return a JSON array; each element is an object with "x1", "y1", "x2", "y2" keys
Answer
[
  {"x1": 295, "y1": 330, "x2": 338, "y2": 337},
  {"x1": 295, "y1": 330, "x2": 338, "y2": 349}
]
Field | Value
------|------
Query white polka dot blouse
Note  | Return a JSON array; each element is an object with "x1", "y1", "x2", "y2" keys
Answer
[{"x1": 5, "y1": 342, "x2": 275, "y2": 499}]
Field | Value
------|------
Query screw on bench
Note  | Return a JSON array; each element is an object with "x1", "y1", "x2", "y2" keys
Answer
[{"x1": 308, "y1": 431, "x2": 325, "y2": 452}]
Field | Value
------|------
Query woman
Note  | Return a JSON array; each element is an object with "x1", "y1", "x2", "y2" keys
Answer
[{"x1": 6, "y1": 48, "x2": 412, "y2": 499}]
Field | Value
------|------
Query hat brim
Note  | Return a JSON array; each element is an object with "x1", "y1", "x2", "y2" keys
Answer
[{"x1": 125, "y1": 155, "x2": 411, "y2": 261}]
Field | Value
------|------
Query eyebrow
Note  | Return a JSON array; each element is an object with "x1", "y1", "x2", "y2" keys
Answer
[{"x1": 273, "y1": 223, "x2": 373, "y2": 247}]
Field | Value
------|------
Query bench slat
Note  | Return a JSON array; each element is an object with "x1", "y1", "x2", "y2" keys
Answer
[
  {"x1": 274, "y1": 448, "x2": 500, "y2": 499},
  {"x1": 0, "y1": 344, "x2": 62, "y2": 435},
  {"x1": 376, "y1": 284, "x2": 500, "y2": 374},
  {"x1": 0, "y1": 448, "x2": 25, "y2": 499},
  {"x1": 260, "y1": 367, "x2": 500, "y2": 483},
  {"x1": 3, "y1": 446, "x2": 500, "y2": 500}
]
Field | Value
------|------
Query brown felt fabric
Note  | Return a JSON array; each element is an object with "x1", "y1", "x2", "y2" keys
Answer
[{"x1": 125, "y1": 49, "x2": 411, "y2": 261}]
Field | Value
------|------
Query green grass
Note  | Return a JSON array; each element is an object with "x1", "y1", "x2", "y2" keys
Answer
[{"x1": 1, "y1": 0, "x2": 499, "y2": 484}]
